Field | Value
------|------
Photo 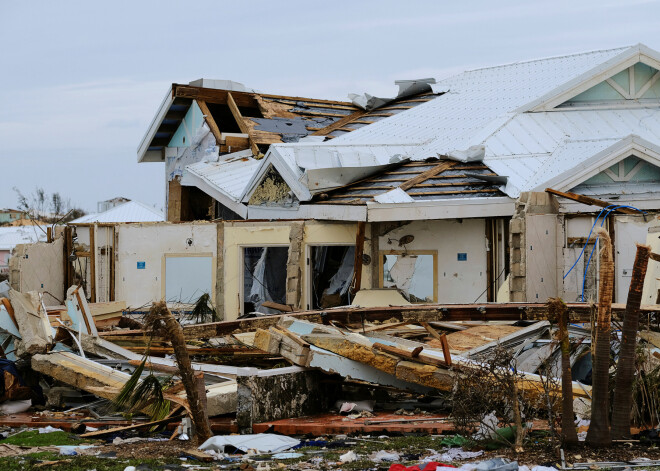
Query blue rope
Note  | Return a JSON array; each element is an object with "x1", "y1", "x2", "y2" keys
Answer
[{"x1": 564, "y1": 204, "x2": 645, "y2": 301}]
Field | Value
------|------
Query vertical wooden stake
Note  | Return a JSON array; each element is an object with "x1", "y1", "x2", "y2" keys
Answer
[{"x1": 350, "y1": 221, "x2": 366, "y2": 297}]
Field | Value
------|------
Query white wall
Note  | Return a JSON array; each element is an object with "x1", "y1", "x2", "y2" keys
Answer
[
  {"x1": 377, "y1": 219, "x2": 487, "y2": 303},
  {"x1": 115, "y1": 222, "x2": 217, "y2": 308}
]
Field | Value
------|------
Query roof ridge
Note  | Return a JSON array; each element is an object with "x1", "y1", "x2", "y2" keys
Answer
[{"x1": 462, "y1": 45, "x2": 635, "y2": 74}]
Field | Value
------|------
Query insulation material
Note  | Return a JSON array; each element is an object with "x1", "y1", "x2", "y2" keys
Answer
[
  {"x1": 248, "y1": 167, "x2": 292, "y2": 205},
  {"x1": 243, "y1": 247, "x2": 288, "y2": 314}
]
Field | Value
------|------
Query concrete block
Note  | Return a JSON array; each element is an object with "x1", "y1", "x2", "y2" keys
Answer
[{"x1": 236, "y1": 368, "x2": 338, "y2": 434}]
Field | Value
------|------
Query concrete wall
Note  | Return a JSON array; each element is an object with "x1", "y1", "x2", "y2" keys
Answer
[
  {"x1": 9, "y1": 237, "x2": 64, "y2": 305},
  {"x1": 115, "y1": 222, "x2": 217, "y2": 308},
  {"x1": 377, "y1": 219, "x2": 488, "y2": 303},
  {"x1": 525, "y1": 214, "x2": 559, "y2": 302}
]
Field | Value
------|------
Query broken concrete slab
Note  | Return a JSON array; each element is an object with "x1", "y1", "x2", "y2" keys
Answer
[
  {"x1": 32, "y1": 352, "x2": 130, "y2": 400},
  {"x1": 236, "y1": 366, "x2": 335, "y2": 433},
  {"x1": 8, "y1": 289, "x2": 52, "y2": 356}
]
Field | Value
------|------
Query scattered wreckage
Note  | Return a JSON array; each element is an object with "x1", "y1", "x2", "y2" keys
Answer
[{"x1": 0, "y1": 242, "x2": 659, "y2": 467}]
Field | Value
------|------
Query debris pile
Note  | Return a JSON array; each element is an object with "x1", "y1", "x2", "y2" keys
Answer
[{"x1": 0, "y1": 273, "x2": 659, "y2": 467}]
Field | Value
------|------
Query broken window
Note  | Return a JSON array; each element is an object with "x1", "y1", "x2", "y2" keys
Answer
[
  {"x1": 380, "y1": 251, "x2": 437, "y2": 303},
  {"x1": 243, "y1": 247, "x2": 288, "y2": 314},
  {"x1": 310, "y1": 246, "x2": 355, "y2": 309}
]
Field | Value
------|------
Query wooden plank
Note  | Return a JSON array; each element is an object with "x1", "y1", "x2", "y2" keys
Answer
[
  {"x1": 399, "y1": 161, "x2": 457, "y2": 191},
  {"x1": 407, "y1": 189, "x2": 500, "y2": 196},
  {"x1": 261, "y1": 301, "x2": 293, "y2": 312},
  {"x1": 546, "y1": 188, "x2": 639, "y2": 215},
  {"x1": 89, "y1": 225, "x2": 96, "y2": 303},
  {"x1": 227, "y1": 92, "x2": 259, "y2": 156},
  {"x1": 351, "y1": 221, "x2": 366, "y2": 296},
  {"x1": 180, "y1": 302, "x2": 655, "y2": 339},
  {"x1": 312, "y1": 110, "x2": 366, "y2": 136},
  {"x1": 80, "y1": 415, "x2": 185, "y2": 438},
  {"x1": 173, "y1": 84, "x2": 257, "y2": 108},
  {"x1": 196, "y1": 100, "x2": 223, "y2": 144}
]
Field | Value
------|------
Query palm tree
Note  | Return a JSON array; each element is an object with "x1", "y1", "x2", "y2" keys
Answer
[
  {"x1": 549, "y1": 297, "x2": 579, "y2": 446},
  {"x1": 585, "y1": 228, "x2": 613, "y2": 447},
  {"x1": 611, "y1": 244, "x2": 650, "y2": 439}
]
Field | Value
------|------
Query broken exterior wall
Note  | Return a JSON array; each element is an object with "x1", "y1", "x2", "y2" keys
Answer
[
  {"x1": 223, "y1": 221, "x2": 372, "y2": 319},
  {"x1": 377, "y1": 219, "x2": 488, "y2": 303},
  {"x1": 115, "y1": 222, "x2": 217, "y2": 308},
  {"x1": 9, "y1": 237, "x2": 64, "y2": 305},
  {"x1": 509, "y1": 192, "x2": 559, "y2": 302},
  {"x1": 236, "y1": 368, "x2": 339, "y2": 434}
]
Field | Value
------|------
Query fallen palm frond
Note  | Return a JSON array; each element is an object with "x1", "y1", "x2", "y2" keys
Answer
[
  {"x1": 187, "y1": 293, "x2": 218, "y2": 324},
  {"x1": 111, "y1": 357, "x2": 171, "y2": 421}
]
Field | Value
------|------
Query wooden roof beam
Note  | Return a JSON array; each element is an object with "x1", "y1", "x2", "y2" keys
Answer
[
  {"x1": 545, "y1": 188, "x2": 640, "y2": 215},
  {"x1": 399, "y1": 161, "x2": 457, "y2": 191},
  {"x1": 312, "y1": 109, "x2": 366, "y2": 136},
  {"x1": 227, "y1": 92, "x2": 260, "y2": 156},
  {"x1": 196, "y1": 100, "x2": 223, "y2": 145}
]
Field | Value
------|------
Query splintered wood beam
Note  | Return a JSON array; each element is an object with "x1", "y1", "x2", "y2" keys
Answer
[
  {"x1": 312, "y1": 109, "x2": 367, "y2": 136},
  {"x1": 173, "y1": 84, "x2": 257, "y2": 107},
  {"x1": 545, "y1": 188, "x2": 640, "y2": 215},
  {"x1": 196, "y1": 100, "x2": 223, "y2": 144},
  {"x1": 399, "y1": 161, "x2": 457, "y2": 191},
  {"x1": 227, "y1": 92, "x2": 259, "y2": 156},
  {"x1": 351, "y1": 221, "x2": 367, "y2": 296}
]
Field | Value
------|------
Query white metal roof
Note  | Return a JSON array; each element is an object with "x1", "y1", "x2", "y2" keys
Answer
[
  {"x1": 181, "y1": 150, "x2": 259, "y2": 218},
  {"x1": 252, "y1": 44, "x2": 660, "y2": 201},
  {"x1": 71, "y1": 201, "x2": 164, "y2": 224},
  {"x1": 0, "y1": 226, "x2": 47, "y2": 250}
]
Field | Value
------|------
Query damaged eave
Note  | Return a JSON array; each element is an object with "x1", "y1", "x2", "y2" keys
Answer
[
  {"x1": 247, "y1": 204, "x2": 367, "y2": 222},
  {"x1": 365, "y1": 196, "x2": 516, "y2": 222}
]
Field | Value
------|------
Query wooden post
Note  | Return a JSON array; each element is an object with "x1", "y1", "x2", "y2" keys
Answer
[
  {"x1": 89, "y1": 225, "x2": 96, "y2": 303},
  {"x1": 351, "y1": 221, "x2": 366, "y2": 297},
  {"x1": 109, "y1": 226, "x2": 116, "y2": 302}
]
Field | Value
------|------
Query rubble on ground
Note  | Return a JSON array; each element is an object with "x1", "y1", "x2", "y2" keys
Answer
[{"x1": 0, "y1": 283, "x2": 659, "y2": 468}]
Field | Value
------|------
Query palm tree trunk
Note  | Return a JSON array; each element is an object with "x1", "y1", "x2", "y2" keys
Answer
[
  {"x1": 611, "y1": 244, "x2": 650, "y2": 439},
  {"x1": 549, "y1": 297, "x2": 579, "y2": 446},
  {"x1": 585, "y1": 228, "x2": 613, "y2": 447}
]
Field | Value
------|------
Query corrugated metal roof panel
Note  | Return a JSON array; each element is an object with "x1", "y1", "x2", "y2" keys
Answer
[
  {"x1": 72, "y1": 201, "x2": 163, "y2": 223},
  {"x1": 183, "y1": 152, "x2": 261, "y2": 201},
  {"x1": 0, "y1": 226, "x2": 47, "y2": 250}
]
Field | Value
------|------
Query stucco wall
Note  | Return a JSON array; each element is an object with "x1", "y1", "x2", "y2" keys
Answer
[
  {"x1": 377, "y1": 219, "x2": 487, "y2": 303},
  {"x1": 115, "y1": 222, "x2": 217, "y2": 308}
]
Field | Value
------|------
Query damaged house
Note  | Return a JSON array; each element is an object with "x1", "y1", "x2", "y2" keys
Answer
[{"x1": 16, "y1": 44, "x2": 660, "y2": 320}]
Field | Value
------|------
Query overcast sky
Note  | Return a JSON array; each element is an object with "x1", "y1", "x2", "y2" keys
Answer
[{"x1": 1, "y1": 0, "x2": 659, "y2": 214}]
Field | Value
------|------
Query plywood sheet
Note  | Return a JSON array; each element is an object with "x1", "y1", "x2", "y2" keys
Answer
[{"x1": 438, "y1": 324, "x2": 520, "y2": 353}]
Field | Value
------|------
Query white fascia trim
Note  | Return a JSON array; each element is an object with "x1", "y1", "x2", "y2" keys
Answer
[
  {"x1": 366, "y1": 196, "x2": 515, "y2": 222},
  {"x1": 247, "y1": 204, "x2": 367, "y2": 221},
  {"x1": 138, "y1": 87, "x2": 173, "y2": 163},
  {"x1": 558, "y1": 195, "x2": 660, "y2": 213},
  {"x1": 537, "y1": 135, "x2": 660, "y2": 192},
  {"x1": 182, "y1": 168, "x2": 248, "y2": 219},
  {"x1": 241, "y1": 150, "x2": 312, "y2": 204},
  {"x1": 521, "y1": 45, "x2": 660, "y2": 113}
]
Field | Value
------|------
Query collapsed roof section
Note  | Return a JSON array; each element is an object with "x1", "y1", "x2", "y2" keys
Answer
[{"x1": 137, "y1": 81, "x2": 362, "y2": 163}]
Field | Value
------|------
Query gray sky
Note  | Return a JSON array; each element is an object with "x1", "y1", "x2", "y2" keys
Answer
[{"x1": 1, "y1": 0, "x2": 659, "y2": 214}]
